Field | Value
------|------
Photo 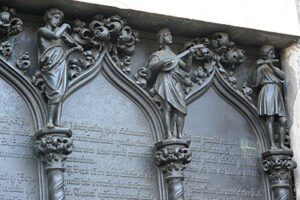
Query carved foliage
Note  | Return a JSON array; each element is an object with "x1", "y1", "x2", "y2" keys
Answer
[
  {"x1": 263, "y1": 154, "x2": 296, "y2": 187},
  {"x1": 32, "y1": 12, "x2": 138, "y2": 95},
  {"x1": 155, "y1": 139, "x2": 191, "y2": 200},
  {"x1": 242, "y1": 83, "x2": 253, "y2": 102},
  {"x1": 0, "y1": 41, "x2": 11, "y2": 58},
  {"x1": 156, "y1": 145, "x2": 192, "y2": 178},
  {"x1": 0, "y1": 7, "x2": 22, "y2": 39},
  {"x1": 186, "y1": 32, "x2": 245, "y2": 89},
  {"x1": 67, "y1": 51, "x2": 95, "y2": 80},
  {"x1": 0, "y1": 6, "x2": 22, "y2": 58},
  {"x1": 34, "y1": 135, "x2": 73, "y2": 171},
  {"x1": 262, "y1": 150, "x2": 297, "y2": 200},
  {"x1": 135, "y1": 32, "x2": 246, "y2": 97},
  {"x1": 155, "y1": 139, "x2": 192, "y2": 178},
  {"x1": 72, "y1": 15, "x2": 138, "y2": 74},
  {"x1": 16, "y1": 52, "x2": 30, "y2": 73},
  {"x1": 34, "y1": 129, "x2": 73, "y2": 200}
]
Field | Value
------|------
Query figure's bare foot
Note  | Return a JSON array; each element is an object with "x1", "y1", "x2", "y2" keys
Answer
[
  {"x1": 177, "y1": 133, "x2": 182, "y2": 139},
  {"x1": 149, "y1": 88, "x2": 156, "y2": 97},
  {"x1": 47, "y1": 122, "x2": 55, "y2": 129},
  {"x1": 270, "y1": 145, "x2": 278, "y2": 149},
  {"x1": 280, "y1": 144, "x2": 289, "y2": 150},
  {"x1": 54, "y1": 123, "x2": 65, "y2": 128},
  {"x1": 166, "y1": 132, "x2": 175, "y2": 139}
]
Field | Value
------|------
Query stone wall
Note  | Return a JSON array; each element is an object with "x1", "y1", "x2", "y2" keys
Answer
[
  {"x1": 76, "y1": 0, "x2": 300, "y2": 199},
  {"x1": 282, "y1": 41, "x2": 300, "y2": 200},
  {"x1": 76, "y1": 0, "x2": 300, "y2": 36}
]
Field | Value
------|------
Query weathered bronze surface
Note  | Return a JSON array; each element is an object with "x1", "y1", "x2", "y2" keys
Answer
[
  {"x1": 61, "y1": 74, "x2": 161, "y2": 199},
  {"x1": 38, "y1": 8, "x2": 80, "y2": 128},
  {"x1": 145, "y1": 28, "x2": 193, "y2": 139},
  {"x1": 0, "y1": 4, "x2": 297, "y2": 200},
  {"x1": 249, "y1": 45, "x2": 296, "y2": 200},
  {"x1": 262, "y1": 149, "x2": 296, "y2": 200},
  {"x1": 0, "y1": 78, "x2": 39, "y2": 200},
  {"x1": 250, "y1": 45, "x2": 288, "y2": 150}
]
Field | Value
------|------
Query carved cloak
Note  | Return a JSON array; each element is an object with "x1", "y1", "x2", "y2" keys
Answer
[
  {"x1": 251, "y1": 63, "x2": 286, "y2": 117},
  {"x1": 148, "y1": 49, "x2": 187, "y2": 115},
  {"x1": 40, "y1": 44, "x2": 67, "y2": 104}
]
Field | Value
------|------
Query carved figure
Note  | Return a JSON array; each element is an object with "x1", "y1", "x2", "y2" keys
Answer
[
  {"x1": 251, "y1": 45, "x2": 287, "y2": 149},
  {"x1": 38, "y1": 8, "x2": 82, "y2": 128},
  {"x1": 147, "y1": 29, "x2": 197, "y2": 139}
]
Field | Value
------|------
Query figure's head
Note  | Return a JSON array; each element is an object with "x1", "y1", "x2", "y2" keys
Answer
[
  {"x1": 259, "y1": 45, "x2": 275, "y2": 59},
  {"x1": 44, "y1": 8, "x2": 64, "y2": 28},
  {"x1": 157, "y1": 28, "x2": 172, "y2": 49}
]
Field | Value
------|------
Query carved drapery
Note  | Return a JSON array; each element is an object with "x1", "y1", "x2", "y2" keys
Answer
[
  {"x1": 0, "y1": 7, "x2": 139, "y2": 200},
  {"x1": 0, "y1": 4, "x2": 297, "y2": 200}
]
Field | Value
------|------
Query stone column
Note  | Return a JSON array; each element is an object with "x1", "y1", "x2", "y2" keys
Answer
[
  {"x1": 155, "y1": 139, "x2": 192, "y2": 200},
  {"x1": 262, "y1": 149, "x2": 297, "y2": 200},
  {"x1": 281, "y1": 40, "x2": 300, "y2": 199},
  {"x1": 34, "y1": 128, "x2": 73, "y2": 200}
]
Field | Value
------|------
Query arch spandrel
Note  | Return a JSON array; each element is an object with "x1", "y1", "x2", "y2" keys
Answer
[
  {"x1": 61, "y1": 68, "x2": 163, "y2": 199},
  {"x1": 184, "y1": 85, "x2": 270, "y2": 200}
]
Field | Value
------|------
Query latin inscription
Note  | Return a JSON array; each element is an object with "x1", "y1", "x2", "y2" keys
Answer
[
  {"x1": 62, "y1": 74, "x2": 160, "y2": 200},
  {"x1": 184, "y1": 88, "x2": 265, "y2": 200},
  {"x1": 0, "y1": 79, "x2": 39, "y2": 200},
  {"x1": 63, "y1": 121, "x2": 158, "y2": 200},
  {"x1": 184, "y1": 136, "x2": 262, "y2": 200}
]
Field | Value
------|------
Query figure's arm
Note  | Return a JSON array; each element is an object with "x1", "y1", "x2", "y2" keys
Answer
[
  {"x1": 147, "y1": 55, "x2": 160, "y2": 72},
  {"x1": 179, "y1": 59, "x2": 186, "y2": 69},
  {"x1": 250, "y1": 61, "x2": 263, "y2": 87},
  {"x1": 179, "y1": 54, "x2": 193, "y2": 72},
  {"x1": 148, "y1": 55, "x2": 173, "y2": 72},
  {"x1": 250, "y1": 67, "x2": 258, "y2": 86},
  {"x1": 55, "y1": 23, "x2": 70, "y2": 38},
  {"x1": 178, "y1": 59, "x2": 186, "y2": 70},
  {"x1": 269, "y1": 62, "x2": 285, "y2": 80},
  {"x1": 38, "y1": 23, "x2": 70, "y2": 40}
]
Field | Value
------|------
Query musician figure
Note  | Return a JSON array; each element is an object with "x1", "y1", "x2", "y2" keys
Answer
[
  {"x1": 251, "y1": 45, "x2": 288, "y2": 149},
  {"x1": 38, "y1": 8, "x2": 82, "y2": 128},
  {"x1": 147, "y1": 28, "x2": 193, "y2": 139}
]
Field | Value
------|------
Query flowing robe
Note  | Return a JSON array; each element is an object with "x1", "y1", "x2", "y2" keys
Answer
[
  {"x1": 251, "y1": 63, "x2": 286, "y2": 117},
  {"x1": 40, "y1": 44, "x2": 67, "y2": 104},
  {"x1": 148, "y1": 49, "x2": 187, "y2": 115}
]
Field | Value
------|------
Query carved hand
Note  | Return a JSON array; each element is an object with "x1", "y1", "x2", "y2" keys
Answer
[
  {"x1": 256, "y1": 59, "x2": 279, "y2": 66},
  {"x1": 189, "y1": 47, "x2": 196, "y2": 53},
  {"x1": 61, "y1": 23, "x2": 71, "y2": 32},
  {"x1": 189, "y1": 44, "x2": 204, "y2": 53},
  {"x1": 74, "y1": 45, "x2": 84, "y2": 52},
  {"x1": 256, "y1": 59, "x2": 264, "y2": 65},
  {"x1": 162, "y1": 58, "x2": 174, "y2": 67}
]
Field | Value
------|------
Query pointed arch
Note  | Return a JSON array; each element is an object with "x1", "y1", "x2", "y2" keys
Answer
[
  {"x1": 185, "y1": 68, "x2": 272, "y2": 200},
  {"x1": 102, "y1": 50, "x2": 167, "y2": 199}
]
